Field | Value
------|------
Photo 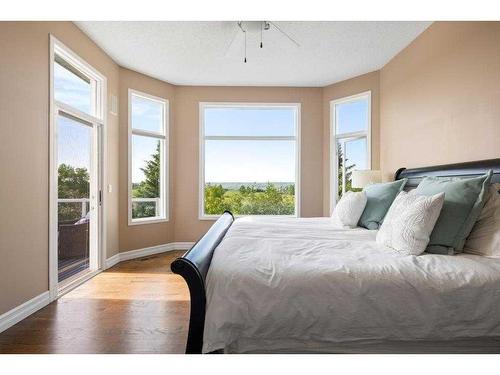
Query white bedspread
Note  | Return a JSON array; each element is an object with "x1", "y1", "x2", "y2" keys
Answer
[{"x1": 203, "y1": 217, "x2": 500, "y2": 353}]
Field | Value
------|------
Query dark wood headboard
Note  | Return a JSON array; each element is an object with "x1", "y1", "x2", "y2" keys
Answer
[{"x1": 394, "y1": 158, "x2": 500, "y2": 189}]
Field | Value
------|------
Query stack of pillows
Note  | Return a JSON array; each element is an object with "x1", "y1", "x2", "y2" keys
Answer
[{"x1": 331, "y1": 170, "x2": 499, "y2": 257}]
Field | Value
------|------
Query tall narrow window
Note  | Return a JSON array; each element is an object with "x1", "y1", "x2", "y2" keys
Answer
[
  {"x1": 128, "y1": 90, "x2": 168, "y2": 224},
  {"x1": 200, "y1": 103, "x2": 300, "y2": 219},
  {"x1": 330, "y1": 92, "x2": 371, "y2": 210}
]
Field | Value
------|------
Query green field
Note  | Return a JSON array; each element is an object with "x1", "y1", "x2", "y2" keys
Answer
[{"x1": 204, "y1": 182, "x2": 295, "y2": 215}]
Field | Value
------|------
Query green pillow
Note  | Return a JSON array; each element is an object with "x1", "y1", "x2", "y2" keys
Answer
[
  {"x1": 413, "y1": 170, "x2": 493, "y2": 255},
  {"x1": 358, "y1": 179, "x2": 408, "y2": 230}
]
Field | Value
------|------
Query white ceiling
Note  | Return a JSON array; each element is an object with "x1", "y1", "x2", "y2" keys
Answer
[{"x1": 75, "y1": 21, "x2": 432, "y2": 87}]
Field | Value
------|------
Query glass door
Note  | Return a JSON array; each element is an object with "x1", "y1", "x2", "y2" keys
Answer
[
  {"x1": 51, "y1": 38, "x2": 105, "y2": 293},
  {"x1": 56, "y1": 112, "x2": 99, "y2": 284}
]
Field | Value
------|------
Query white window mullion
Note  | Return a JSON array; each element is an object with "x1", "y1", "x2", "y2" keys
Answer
[
  {"x1": 159, "y1": 136, "x2": 167, "y2": 219},
  {"x1": 132, "y1": 128, "x2": 166, "y2": 139},
  {"x1": 55, "y1": 100, "x2": 103, "y2": 126},
  {"x1": 341, "y1": 141, "x2": 346, "y2": 196},
  {"x1": 204, "y1": 135, "x2": 295, "y2": 141}
]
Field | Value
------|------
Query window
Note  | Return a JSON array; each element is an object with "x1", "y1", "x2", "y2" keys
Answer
[
  {"x1": 199, "y1": 103, "x2": 300, "y2": 219},
  {"x1": 128, "y1": 89, "x2": 169, "y2": 224},
  {"x1": 54, "y1": 55, "x2": 95, "y2": 115},
  {"x1": 330, "y1": 91, "x2": 371, "y2": 211}
]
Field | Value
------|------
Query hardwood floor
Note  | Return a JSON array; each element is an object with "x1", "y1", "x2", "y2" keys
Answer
[{"x1": 0, "y1": 251, "x2": 190, "y2": 354}]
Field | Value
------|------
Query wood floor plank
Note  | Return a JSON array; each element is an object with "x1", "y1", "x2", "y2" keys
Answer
[{"x1": 0, "y1": 251, "x2": 189, "y2": 354}]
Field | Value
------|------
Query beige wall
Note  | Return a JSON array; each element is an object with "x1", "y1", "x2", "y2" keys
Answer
[
  {"x1": 0, "y1": 22, "x2": 120, "y2": 315},
  {"x1": 118, "y1": 68, "x2": 176, "y2": 251},
  {"x1": 380, "y1": 22, "x2": 500, "y2": 181},
  {"x1": 173, "y1": 86, "x2": 324, "y2": 241},
  {"x1": 321, "y1": 71, "x2": 381, "y2": 215}
]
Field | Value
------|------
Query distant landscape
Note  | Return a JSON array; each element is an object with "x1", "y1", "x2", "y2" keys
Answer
[
  {"x1": 204, "y1": 182, "x2": 295, "y2": 215},
  {"x1": 213, "y1": 182, "x2": 294, "y2": 190}
]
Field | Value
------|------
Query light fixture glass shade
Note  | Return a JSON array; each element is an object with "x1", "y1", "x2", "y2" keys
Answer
[{"x1": 351, "y1": 170, "x2": 381, "y2": 189}]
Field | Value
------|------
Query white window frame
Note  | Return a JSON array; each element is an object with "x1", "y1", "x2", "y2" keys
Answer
[
  {"x1": 199, "y1": 102, "x2": 301, "y2": 220},
  {"x1": 330, "y1": 91, "x2": 371, "y2": 214},
  {"x1": 128, "y1": 89, "x2": 169, "y2": 225},
  {"x1": 49, "y1": 35, "x2": 107, "y2": 300}
]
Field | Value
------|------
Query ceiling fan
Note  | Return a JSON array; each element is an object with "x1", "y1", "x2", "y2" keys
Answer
[{"x1": 225, "y1": 21, "x2": 301, "y2": 63}]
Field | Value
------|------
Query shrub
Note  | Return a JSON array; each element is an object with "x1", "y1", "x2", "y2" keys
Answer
[{"x1": 204, "y1": 183, "x2": 295, "y2": 216}]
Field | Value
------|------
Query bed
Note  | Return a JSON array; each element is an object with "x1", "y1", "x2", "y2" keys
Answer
[{"x1": 171, "y1": 159, "x2": 500, "y2": 353}]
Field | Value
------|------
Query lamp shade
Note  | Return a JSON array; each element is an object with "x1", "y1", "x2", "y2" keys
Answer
[{"x1": 351, "y1": 170, "x2": 381, "y2": 189}]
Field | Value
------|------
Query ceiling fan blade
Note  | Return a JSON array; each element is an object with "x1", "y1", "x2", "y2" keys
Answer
[
  {"x1": 269, "y1": 21, "x2": 301, "y2": 47},
  {"x1": 223, "y1": 23, "x2": 241, "y2": 56}
]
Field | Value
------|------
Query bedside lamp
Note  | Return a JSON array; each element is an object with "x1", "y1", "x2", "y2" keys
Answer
[{"x1": 351, "y1": 170, "x2": 382, "y2": 189}]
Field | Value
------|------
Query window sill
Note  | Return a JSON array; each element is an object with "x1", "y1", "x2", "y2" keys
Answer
[{"x1": 128, "y1": 217, "x2": 169, "y2": 226}]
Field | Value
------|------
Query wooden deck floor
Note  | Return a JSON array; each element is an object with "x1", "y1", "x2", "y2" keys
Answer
[{"x1": 0, "y1": 251, "x2": 189, "y2": 354}]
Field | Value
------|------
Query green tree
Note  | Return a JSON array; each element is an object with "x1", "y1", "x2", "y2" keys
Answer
[
  {"x1": 204, "y1": 184, "x2": 230, "y2": 214},
  {"x1": 205, "y1": 182, "x2": 295, "y2": 216},
  {"x1": 58, "y1": 164, "x2": 89, "y2": 198},
  {"x1": 337, "y1": 142, "x2": 357, "y2": 200},
  {"x1": 132, "y1": 143, "x2": 160, "y2": 218},
  {"x1": 58, "y1": 164, "x2": 89, "y2": 221},
  {"x1": 283, "y1": 184, "x2": 295, "y2": 196},
  {"x1": 133, "y1": 142, "x2": 160, "y2": 199}
]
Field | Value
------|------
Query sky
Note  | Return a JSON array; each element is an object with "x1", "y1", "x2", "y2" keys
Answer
[
  {"x1": 55, "y1": 60, "x2": 368, "y2": 186},
  {"x1": 343, "y1": 137, "x2": 367, "y2": 170},
  {"x1": 57, "y1": 115, "x2": 91, "y2": 170},
  {"x1": 335, "y1": 98, "x2": 369, "y2": 172},
  {"x1": 54, "y1": 60, "x2": 92, "y2": 115},
  {"x1": 205, "y1": 107, "x2": 296, "y2": 137},
  {"x1": 130, "y1": 94, "x2": 164, "y2": 183},
  {"x1": 204, "y1": 107, "x2": 297, "y2": 183},
  {"x1": 55, "y1": 60, "x2": 93, "y2": 174},
  {"x1": 131, "y1": 94, "x2": 163, "y2": 133},
  {"x1": 205, "y1": 139, "x2": 296, "y2": 182},
  {"x1": 336, "y1": 99, "x2": 368, "y2": 134}
]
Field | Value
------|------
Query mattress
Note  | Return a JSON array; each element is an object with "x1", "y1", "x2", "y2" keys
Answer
[{"x1": 203, "y1": 216, "x2": 500, "y2": 353}]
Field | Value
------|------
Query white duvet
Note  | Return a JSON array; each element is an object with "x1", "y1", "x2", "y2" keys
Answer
[{"x1": 203, "y1": 217, "x2": 500, "y2": 353}]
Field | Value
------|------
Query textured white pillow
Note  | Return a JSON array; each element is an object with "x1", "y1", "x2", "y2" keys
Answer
[
  {"x1": 464, "y1": 183, "x2": 500, "y2": 257},
  {"x1": 377, "y1": 191, "x2": 445, "y2": 255},
  {"x1": 331, "y1": 191, "x2": 367, "y2": 228}
]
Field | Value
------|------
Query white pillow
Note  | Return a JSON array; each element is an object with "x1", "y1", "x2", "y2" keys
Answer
[
  {"x1": 331, "y1": 191, "x2": 367, "y2": 228},
  {"x1": 377, "y1": 191, "x2": 445, "y2": 255},
  {"x1": 464, "y1": 183, "x2": 500, "y2": 258}
]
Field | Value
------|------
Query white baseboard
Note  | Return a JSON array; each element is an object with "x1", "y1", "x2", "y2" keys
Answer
[
  {"x1": 0, "y1": 242, "x2": 193, "y2": 334},
  {"x1": 105, "y1": 253, "x2": 121, "y2": 269},
  {"x1": 105, "y1": 241, "x2": 194, "y2": 269},
  {"x1": 0, "y1": 291, "x2": 51, "y2": 333}
]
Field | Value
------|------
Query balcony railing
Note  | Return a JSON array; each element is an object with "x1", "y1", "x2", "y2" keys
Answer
[
  {"x1": 57, "y1": 197, "x2": 161, "y2": 220},
  {"x1": 58, "y1": 198, "x2": 90, "y2": 219},
  {"x1": 131, "y1": 197, "x2": 161, "y2": 217}
]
